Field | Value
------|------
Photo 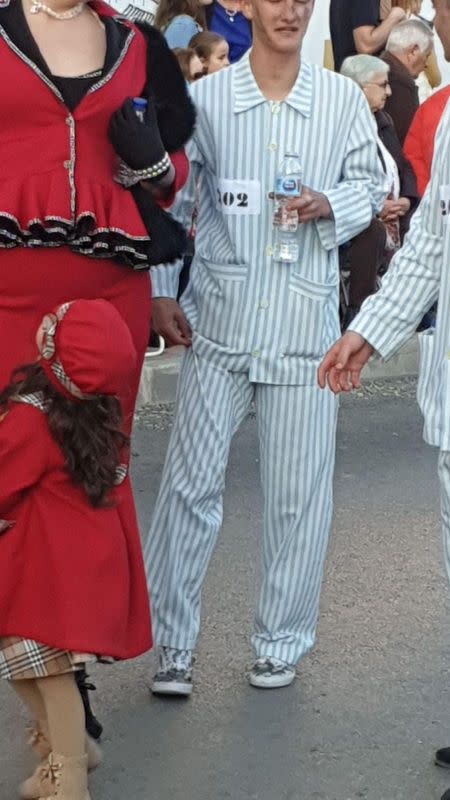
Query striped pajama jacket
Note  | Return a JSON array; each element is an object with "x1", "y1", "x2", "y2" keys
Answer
[
  {"x1": 145, "y1": 52, "x2": 386, "y2": 665},
  {"x1": 350, "y1": 100, "x2": 450, "y2": 592}
]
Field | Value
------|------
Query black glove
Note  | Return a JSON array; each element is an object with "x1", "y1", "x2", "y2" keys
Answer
[{"x1": 108, "y1": 97, "x2": 166, "y2": 170}]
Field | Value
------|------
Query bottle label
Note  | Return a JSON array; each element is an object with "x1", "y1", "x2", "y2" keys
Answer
[{"x1": 275, "y1": 176, "x2": 301, "y2": 197}]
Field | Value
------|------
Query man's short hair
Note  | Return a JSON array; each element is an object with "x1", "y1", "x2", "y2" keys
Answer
[
  {"x1": 386, "y1": 19, "x2": 434, "y2": 54},
  {"x1": 340, "y1": 54, "x2": 389, "y2": 86}
]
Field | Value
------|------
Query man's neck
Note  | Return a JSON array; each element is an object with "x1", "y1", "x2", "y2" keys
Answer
[
  {"x1": 249, "y1": 45, "x2": 301, "y2": 101},
  {"x1": 386, "y1": 50, "x2": 412, "y2": 76}
]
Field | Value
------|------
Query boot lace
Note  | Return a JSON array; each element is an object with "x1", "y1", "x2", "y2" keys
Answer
[
  {"x1": 27, "y1": 725, "x2": 47, "y2": 749},
  {"x1": 40, "y1": 754, "x2": 62, "y2": 790}
]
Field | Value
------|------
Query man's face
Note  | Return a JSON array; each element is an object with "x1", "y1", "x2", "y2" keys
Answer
[
  {"x1": 433, "y1": 0, "x2": 450, "y2": 60},
  {"x1": 242, "y1": 0, "x2": 314, "y2": 56}
]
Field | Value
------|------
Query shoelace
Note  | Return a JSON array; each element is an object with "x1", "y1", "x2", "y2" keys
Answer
[
  {"x1": 41, "y1": 754, "x2": 62, "y2": 785},
  {"x1": 27, "y1": 726, "x2": 47, "y2": 749},
  {"x1": 253, "y1": 658, "x2": 289, "y2": 674},
  {"x1": 156, "y1": 667, "x2": 192, "y2": 681},
  {"x1": 161, "y1": 647, "x2": 192, "y2": 672}
]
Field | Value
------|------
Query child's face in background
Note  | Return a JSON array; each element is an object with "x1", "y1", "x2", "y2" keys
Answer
[{"x1": 207, "y1": 40, "x2": 230, "y2": 73}]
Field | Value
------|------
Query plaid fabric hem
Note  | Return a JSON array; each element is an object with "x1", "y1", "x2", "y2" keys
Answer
[{"x1": 0, "y1": 637, "x2": 99, "y2": 680}]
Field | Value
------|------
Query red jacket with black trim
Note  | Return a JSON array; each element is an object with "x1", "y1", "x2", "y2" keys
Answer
[{"x1": 0, "y1": 3, "x2": 193, "y2": 267}]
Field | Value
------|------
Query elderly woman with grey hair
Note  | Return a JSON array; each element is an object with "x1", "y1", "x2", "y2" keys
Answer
[{"x1": 339, "y1": 54, "x2": 419, "y2": 328}]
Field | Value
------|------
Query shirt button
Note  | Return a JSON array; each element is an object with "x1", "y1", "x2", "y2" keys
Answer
[
  {"x1": 65, "y1": 116, "x2": 73, "y2": 126},
  {"x1": 258, "y1": 300, "x2": 269, "y2": 310},
  {"x1": 265, "y1": 245, "x2": 273, "y2": 257},
  {"x1": 268, "y1": 142, "x2": 277, "y2": 152},
  {"x1": 251, "y1": 349, "x2": 260, "y2": 359},
  {"x1": 271, "y1": 102, "x2": 280, "y2": 114},
  {"x1": 63, "y1": 160, "x2": 71, "y2": 169}
]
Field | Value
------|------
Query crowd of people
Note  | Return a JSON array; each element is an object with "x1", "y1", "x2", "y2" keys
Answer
[
  {"x1": 2, "y1": 0, "x2": 450, "y2": 799},
  {"x1": 328, "y1": 1, "x2": 445, "y2": 328}
]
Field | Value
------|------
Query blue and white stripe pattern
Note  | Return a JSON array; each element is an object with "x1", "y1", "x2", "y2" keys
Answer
[
  {"x1": 151, "y1": 52, "x2": 386, "y2": 385},
  {"x1": 350, "y1": 100, "x2": 450, "y2": 450},
  {"x1": 146, "y1": 53, "x2": 386, "y2": 664},
  {"x1": 145, "y1": 350, "x2": 338, "y2": 665}
]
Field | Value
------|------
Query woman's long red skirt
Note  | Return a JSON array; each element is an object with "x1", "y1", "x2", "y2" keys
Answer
[{"x1": 0, "y1": 247, "x2": 152, "y2": 658}]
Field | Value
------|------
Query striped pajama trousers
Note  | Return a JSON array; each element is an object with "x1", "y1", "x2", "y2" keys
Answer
[
  {"x1": 144, "y1": 349, "x2": 338, "y2": 666},
  {"x1": 438, "y1": 453, "x2": 450, "y2": 588}
]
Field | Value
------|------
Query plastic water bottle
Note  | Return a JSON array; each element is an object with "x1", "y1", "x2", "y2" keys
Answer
[
  {"x1": 132, "y1": 96, "x2": 147, "y2": 123},
  {"x1": 273, "y1": 153, "x2": 302, "y2": 263}
]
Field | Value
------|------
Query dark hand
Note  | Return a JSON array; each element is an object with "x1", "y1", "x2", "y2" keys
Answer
[
  {"x1": 286, "y1": 187, "x2": 333, "y2": 223},
  {"x1": 108, "y1": 97, "x2": 166, "y2": 170},
  {"x1": 152, "y1": 298, "x2": 192, "y2": 347}
]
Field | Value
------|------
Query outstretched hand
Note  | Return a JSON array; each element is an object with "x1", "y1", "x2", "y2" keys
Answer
[{"x1": 317, "y1": 332, "x2": 374, "y2": 394}]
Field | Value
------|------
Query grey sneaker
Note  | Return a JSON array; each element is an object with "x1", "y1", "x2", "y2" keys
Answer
[
  {"x1": 249, "y1": 657, "x2": 296, "y2": 689},
  {"x1": 151, "y1": 646, "x2": 193, "y2": 696}
]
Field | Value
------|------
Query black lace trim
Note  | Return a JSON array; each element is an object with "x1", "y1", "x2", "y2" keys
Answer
[{"x1": 0, "y1": 213, "x2": 151, "y2": 269}]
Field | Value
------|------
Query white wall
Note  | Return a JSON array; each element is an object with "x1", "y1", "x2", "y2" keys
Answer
[{"x1": 303, "y1": 0, "x2": 450, "y2": 88}]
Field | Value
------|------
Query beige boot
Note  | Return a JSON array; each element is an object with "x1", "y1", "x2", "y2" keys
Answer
[
  {"x1": 20, "y1": 734, "x2": 101, "y2": 799},
  {"x1": 36, "y1": 753, "x2": 90, "y2": 800},
  {"x1": 27, "y1": 724, "x2": 51, "y2": 760}
]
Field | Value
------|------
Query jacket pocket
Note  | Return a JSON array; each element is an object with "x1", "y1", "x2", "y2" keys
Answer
[
  {"x1": 193, "y1": 257, "x2": 247, "y2": 348},
  {"x1": 282, "y1": 273, "x2": 337, "y2": 359},
  {"x1": 417, "y1": 329, "x2": 435, "y2": 418}
]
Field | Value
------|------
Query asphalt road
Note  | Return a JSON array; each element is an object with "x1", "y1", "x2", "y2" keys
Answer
[{"x1": 2, "y1": 377, "x2": 450, "y2": 800}]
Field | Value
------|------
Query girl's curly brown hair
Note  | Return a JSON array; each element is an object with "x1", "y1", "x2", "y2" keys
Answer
[{"x1": 0, "y1": 363, "x2": 129, "y2": 508}]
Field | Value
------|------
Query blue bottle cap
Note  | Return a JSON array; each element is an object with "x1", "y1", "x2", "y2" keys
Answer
[{"x1": 132, "y1": 97, "x2": 148, "y2": 111}]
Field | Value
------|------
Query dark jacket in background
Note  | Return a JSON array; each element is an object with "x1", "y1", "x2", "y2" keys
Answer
[{"x1": 382, "y1": 51, "x2": 419, "y2": 145}]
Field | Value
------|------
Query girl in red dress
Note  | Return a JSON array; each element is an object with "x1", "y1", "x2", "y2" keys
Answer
[
  {"x1": 0, "y1": 0, "x2": 194, "y2": 736},
  {"x1": 0, "y1": 298, "x2": 152, "y2": 800}
]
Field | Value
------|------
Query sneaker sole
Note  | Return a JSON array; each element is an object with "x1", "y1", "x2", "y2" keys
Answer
[
  {"x1": 151, "y1": 681, "x2": 193, "y2": 697},
  {"x1": 249, "y1": 673, "x2": 295, "y2": 689},
  {"x1": 435, "y1": 757, "x2": 450, "y2": 770}
]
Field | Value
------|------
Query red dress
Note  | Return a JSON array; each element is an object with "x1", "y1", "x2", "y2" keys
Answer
[{"x1": 0, "y1": 398, "x2": 150, "y2": 657}]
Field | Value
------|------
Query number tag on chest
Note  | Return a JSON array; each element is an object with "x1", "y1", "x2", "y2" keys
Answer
[
  {"x1": 216, "y1": 179, "x2": 261, "y2": 215},
  {"x1": 440, "y1": 185, "x2": 450, "y2": 223}
]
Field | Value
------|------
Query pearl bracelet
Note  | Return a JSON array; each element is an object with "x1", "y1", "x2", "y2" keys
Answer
[{"x1": 115, "y1": 152, "x2": 171, "y2": 188}]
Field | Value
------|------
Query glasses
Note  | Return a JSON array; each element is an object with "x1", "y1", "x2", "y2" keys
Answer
[{"x1": 365, "y1": 80, "x2": 390, "y2": 89}]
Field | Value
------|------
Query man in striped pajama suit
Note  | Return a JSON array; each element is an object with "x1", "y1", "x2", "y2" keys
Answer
[
  {"x1": 145, "y1": 0, "x2": 386, "y2": 695},
  {"x1": 319, "y1": 3, "x2": 450, "y2": 796}
]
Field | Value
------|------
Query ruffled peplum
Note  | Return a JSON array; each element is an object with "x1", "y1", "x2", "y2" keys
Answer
[{"x1": 0, "y1": 173, "x2": 152, "y2": 269}]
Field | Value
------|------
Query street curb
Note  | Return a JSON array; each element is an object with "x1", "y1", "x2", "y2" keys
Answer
[{"x1": 137, "y1": 337, "x2": 419, "y2": 409}]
